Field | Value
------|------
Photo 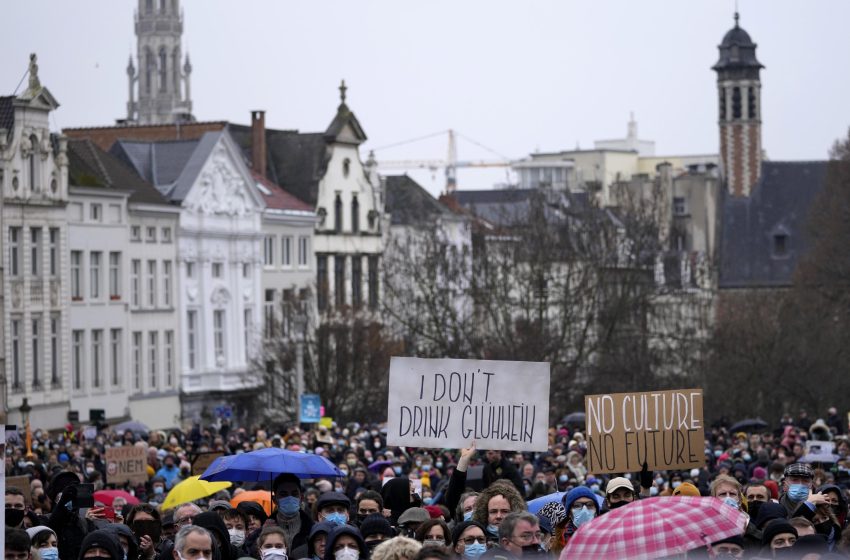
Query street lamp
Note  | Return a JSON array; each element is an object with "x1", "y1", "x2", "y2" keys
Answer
[{"x1": 19, "y1": 397, "x2": 34, "y2": 459}]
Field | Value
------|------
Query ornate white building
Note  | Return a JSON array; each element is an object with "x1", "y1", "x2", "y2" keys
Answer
[
  {"x1": 125, "y1": 0, "x2": 194, "y2": 124},
  {"x1": 111, "y1": 131, "x2": 265, "y2": 421},
  {"x1": 1, "y1": 55, "x2": 71, "y2": 427}
]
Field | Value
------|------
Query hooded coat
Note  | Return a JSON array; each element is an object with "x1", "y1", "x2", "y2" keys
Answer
[
  {"x1": 301, "y1": 522, "x2": 335, "y2": 560},
  {"x1": 194, "y1": 511, "x2": 238, "y2": 560},
  {"x1": 79, "y1": 529, "x2": 125, "y2": 560},
  {"x1": 322, "y1": 525, "x2": 367, "y2": 560},
  {"x1": 102, "y1": 523, "x2": 140, "y2": 560},
  {"x1": 381, "y1": 478, "x2": 414, "y2": 525}
]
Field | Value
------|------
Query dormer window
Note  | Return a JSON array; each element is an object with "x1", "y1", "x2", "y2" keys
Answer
[{"x1": 773, "y1": 234, "x2": 788, "y2": 258}]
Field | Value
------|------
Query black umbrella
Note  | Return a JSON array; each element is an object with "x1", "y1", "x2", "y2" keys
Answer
[
  {"x1": 729, "y1": 418, "x2": 769, "y2": 433},
  {"x1": 562, "y1": 412, "x2": 586, "y2": 426}
]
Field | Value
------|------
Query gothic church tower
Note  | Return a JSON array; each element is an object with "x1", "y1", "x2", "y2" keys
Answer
[
  {"x1": 126, "y1": 0, "x2": 194, "y2": 124},
  {"x1": 713, "y1": 13, "x2": 763, "y2": 197}
]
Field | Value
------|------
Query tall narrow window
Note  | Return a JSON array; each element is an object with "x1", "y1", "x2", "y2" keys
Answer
[
  {"x1": 747, "y1": 87, "x2": 757, "y2": 120},
  {"x1": 264, "y1": 289, "x2": 276, "y2": 337},
  {"x1": 264, "y1": 236, "x2": 275, "y2": 266},
  {"x1": 72, "y1": 330, "x2": 84, "y2": 390},
  {"x1": 147, "y1": 260, "x2": 157, "y2": 307},
  {"x1": 70, "y1": 251, "x2": 82, "y2": 299},
  {"x1": 352, "y1": 255, "x2": 362, "y2": 308},
  {"x1": 145, "y1": 48, "x2": 154, "y2": 94},
  {"x1": 244, "y1": 308, "x2": 252, "y2": 360},
  {"x1": 11, "y1": 319, "x2": 21, "y2": 389},
  {"x1": 186, "y1": 261, "x2": 195, "y2": 278},
  {"x1": 732, "y1": 86, "x2": 742, "y2": 119},
  {"x1": 298, "y1": 236, "x2": 309, "y2": 267},
  {"x1": 334, "y1": 255, "x2": 346, "y2": 307},
  {"x1": 187, "y1": 310, "x2": 197, "y2": 370},
  {"x1": 149, "y1": 332, "x2": 158, "y2": 389},
  {"x1": 9, "y1": 227, "x2": 21, "y2": 277},
  {"x1": 368, "y1": 255, "x2": 379, "y2": 310},
  {"x1": 91, "y1": 329, "x2": 102, "y2": 389},
  {"x1": 281, "y1": 236, "x2": 292, "y2": 267},
  {"x1": 111, "y1": 329, "x2": 121, "y2": 387},
  {"x1": 164, "y1": 331, "x2": 174, "y2": 388},
  {"x1": 32, "y1": 319, "x2": 40, "y2": 388},
  {"x1": 159, "y1": 47, "x2": 168, "y2": 92},
  {"x1": 131, "y1": 259, "x2": 141, "y2": 307},
  {"x1": 163, "y1": 260, "x2": 172, "y2": 306},
  {"x1": 50, "y1": 316, "x2": 59, "y2": 385},
  {"x1": 132, "y1": 332, "x2": 142, "y2": 391},
  {"x1": 90, "y1": 252, "x2": 101, "y2": 299},
  {"x1": 317, "y1": 255, "x2": 328, "y2": 312},
  {"x1": 212, "y1": 262, "x2": 223, "y2": 278},
  {"x1": 49, "y1": 228, "x2": 59, "y2": 276},
  {"x1": 334, "y1": 194, "x2": 343, "y2": 233},
  {"x1": 28, "y1": 135, "x2": 39, "y2": 191},
  {"x1": 109, "y1": 252, "x2": 121, "y2": 299},
  {"x1": 213, "y1": 310, "x2": 226, "y2": 360},
  {"x1": 351, "y1": 195, "x2": 360, "y2": 234},
  {"x1": 30, "y1": 228, "x2": 42, "y2": 276}
]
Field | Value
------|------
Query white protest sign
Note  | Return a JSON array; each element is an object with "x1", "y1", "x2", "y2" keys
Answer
[{"x1": 386, "y1": 357, "x2": 550, "y2": 452}]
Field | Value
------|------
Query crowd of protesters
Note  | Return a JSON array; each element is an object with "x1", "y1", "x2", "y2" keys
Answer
[{"x1": 5, "y1": 406, "x2": 850, "y2": 560}]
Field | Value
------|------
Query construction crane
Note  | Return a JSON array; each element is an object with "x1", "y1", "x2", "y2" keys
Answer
[{"x1": 372, "y1": 129, "x2": 512, "y2": 193}]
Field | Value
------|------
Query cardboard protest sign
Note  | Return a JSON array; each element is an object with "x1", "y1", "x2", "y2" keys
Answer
[
  {"x1": 6, "y1": 476, "x2": 31, "y2": 506},
  {"x1": 191, "y1": 452, "x2": 224, "y2": 476},
  {"x1": 584, "y1": 389, "x2": 704, "y2": 474},
  {"x1": 386, "y1": 357, "x2": 550, "y2": 452},
  {"x1": 105, "y1": 446, "x2": 148, "y2": 485}
]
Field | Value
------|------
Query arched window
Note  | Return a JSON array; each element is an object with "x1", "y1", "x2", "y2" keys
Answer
[
  {"x1": 334, "y1": 194, "x2": 343, "y2": 233},
  {"x1": 28, "y1": 135, "x2": 38, "y2": 191},
  {"x1": 144, "y1": 48, "x2": 154, "y2": 94},
  {"x1": 351, "y1": 194, "x2": 359, "y2": 234},
  {"x1": 159, "y1": 47, "x2": 168, "y2": 92}
]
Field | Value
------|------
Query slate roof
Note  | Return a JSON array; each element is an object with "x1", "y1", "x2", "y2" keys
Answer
[
  {"x1": 714, "y1": 17, "x2": 763, "y2": 71},
  {"x1": 110, "y1": 137, "x2": 200, "y2": 198},
  {"x1": 453, "y1": 188, "x2": 592, "y2": 226},
  {"x1": 719, "y1": 160, "x2": 828, "y2": 289},
  {"x1": 67, "y1": 139, "x2": 169, "y2": 205},
  {"x1": 253, "y1": 171, "x2": 313, "y2": 213},
  {"x1": 228, "y1": 124, "x2": 328, "y2": 208},
  {"x1": 0, "y1": 96, "x2": 14, "y2": 140},
  {"x1": 384, "y1": 174, "x2": 453, "y2": 226}
]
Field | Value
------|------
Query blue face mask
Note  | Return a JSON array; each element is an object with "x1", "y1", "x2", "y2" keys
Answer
[
  {"x1": 278, "y1": 496, "x2": 301, "y2": 517},
  {"x1": 463, "y1": 511, "x2": 474, "y2": 522},
  {"x1": 486, "y1": 524, "x2": 499, "y2": 536},
  {"x1": 572, "y1": 505, "x2": 595, "y2": 528},
  {"x1": 723, "y1": 497, "x2": 740, "y2": 509},
  {"x1": 558, "y1": 475, "x2": 568, "y2": 483},
  {"x1": 324, "y1": 512, "x2": 347, "y2": 526},
  {"x1": 788, "y1": 484, "x2": 809, "y2": 502},
  {"x1": 393, "y1": 466, "x2": 402, "y2": 475},
  {"x1": 40, "y1": 548, "x2": 59, "y2": 560},
  {"x1": 423, "y1": 497, "x2": 433, "y2": 506},
  {"x1": 714, "y1": 450, "x2": 722, "y2": 458},
  {"x1": 463, "y1": 543, "x2": 486, "y2": 560}
]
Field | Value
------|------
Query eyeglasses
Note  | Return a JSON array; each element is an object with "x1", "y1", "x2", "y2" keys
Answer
[
  {"x1": 571, "y1": 501, "x2": 596, "y2": 511},
  {"x1": 513, "y1": 532, "x2": 543, "y2": 543},
  {"x1": 175, "y1": 515, "x2": 195, "y2": 526},
  {"x1": 461, "y1": 536, "x2": 487, "y2": 546}
]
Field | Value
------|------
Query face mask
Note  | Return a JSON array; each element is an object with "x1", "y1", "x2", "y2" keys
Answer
[
  {"x1": 463, "y1": 511, "x2": 474, "y2": 522},
  {"x1": 787, "y1": 483, "x2": 809, "y2": 502},
  {"x1": 521, "y1": 545, "x2": 546, "y2": 557},
  {"x1": 347, "y1": 459, "x2": 357, "y2": 467},
  {"x1": 435, "y1": 462, "x2": 443, "y2": 469},
  {"x1": 324, "y1": 512, "x2": 347, "y2": 526},
  {"x1": 722, "y1": 497, "x2": 739, "y2": 509},
  {"x1": 422, "y1": 464, "x2": 431, "y2": 472},
  {"x1": 742, "y1": 454, "x2": 752, "y2": 462},
  {"x1": 373, "y1": 440, "x2": 382, "y2": 449},
  {"x1": 815, "y1": 520, "x2": 833, "y2": 536},
  {"x1": 85, "y1": 467, "x2": 94, "y2": 476},
  {"x1": 170, "y1": 437, "x2": 178, "y2": 445},
  {"x1": 558, "y1": 474, "x2": 568, "y2": 483},
  {"x1": 415, "y1": 460, "x2": 422, "y2": 467},
  {"x1": 463, "y1": 542, "x2": 486, "y2": 560},
  {"x1": 690, "y1": 469, "x2": 700, "y2": 478},
  {"x1": 714, "y1": 450, "x2": 722, "y2": 458},
  {"x1": 335, "y1": 547, "x2": 359, "y2": 560},
  {"x1": 340, "y1": 469, "x2": 349, "y2": 477},
  {"x1": 229, "y1": 529, "x2": 246, "y2": 546},
  {"x1": 40, "y1": 548, "x2": 59, "y2": 560},
  {"x1": 748, "y1": 501, "x2": 762, "y2": 521},
  {"x1": 649, "y1": 487, "x2": 659, "y2": 497},
  {"x1": 671, "y1": 481, "x2": 681, "y2": 489},
  {"x1": 607, "y1": 500, "x2": 628, "y2": 509},
  {"x1": 423, "y1": 539, "x2": 444, "y2": 547},
  {"x1": 590, "y1": 484, "x2": 600, "y2": 493},
  {"x1": 278, "y1": 496, "x2": 301, "y2": 517},
  {"x1": 654, "y1": 476, "x2": 664, "y2": 486},
  {"x1": 262, "y1": 549, "x2": 288, "y2": 560},
  {"x1": 393, "y1": 467, "x2": 402, "y2": 475},
  {"x1": 365, "y1": 541, "x2": 381, "y2": 556},
  {"x1": 486, "y1": 524, "x2": 499, "y2": 536},
  {"x1": 423, "y1": 497, "x2": 433, "y2": 506},
  {"x1": 572, "y1": 505, "x2": 595, "y2": 528},
  {"x1": 153, "y1": 486, "x2": 164, "y2": 495},
  {"x1": 5, "y1": 508, "x2": 25, "y2": 527}
]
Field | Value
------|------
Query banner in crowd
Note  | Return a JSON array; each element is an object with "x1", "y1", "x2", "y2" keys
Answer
[
  {"x1": 105, "y1": 445, "x2": 148, "y2": 485},
  {"x1": 386, "y1": 357, "x2": 550, "y2": 451},
  {"x1": 584, "y1": 388, "x2": 705, "y2": 474},
  {"x1": 191, "y1": 452, "x2": 224, "y2": 476},
  {"x1": 300, "y1": 394, "x2": 322, "y2": 423},
  {"x1": 5, "y1": 476, "x2": 30, "y2": 505}
]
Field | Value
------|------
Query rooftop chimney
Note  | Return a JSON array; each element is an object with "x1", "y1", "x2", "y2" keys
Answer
[{"x1": 251, "y1": 110, "x2": 266, "y2": 178}]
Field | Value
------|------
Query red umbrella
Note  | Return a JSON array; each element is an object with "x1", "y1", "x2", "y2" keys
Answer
[
  {"x1": 94, "y1": 489, "x2": 140, "y2": 507},
  {"x1": 561, "y1": 496, "x2": 749, "y2": 560}
]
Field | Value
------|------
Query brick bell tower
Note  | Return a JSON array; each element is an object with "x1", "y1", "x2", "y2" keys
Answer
[{"x1": 713, "y1": 12, "x2": 764, "y2": 197}]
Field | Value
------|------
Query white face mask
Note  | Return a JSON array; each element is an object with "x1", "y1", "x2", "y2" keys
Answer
[
  {"x1": 262, "y1": 549, "x2": 288, "y2": 560},
  {"x1": 229, "y1": 529, "x2": 246, "y2": 546},
  {"x1": 334, "y1": 547, "x2": 359, "y2": 560}
]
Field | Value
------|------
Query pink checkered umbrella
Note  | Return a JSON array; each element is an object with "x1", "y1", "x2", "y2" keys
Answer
[{"x1": 560, "y1": 496, "x2": 749, "y2": 560}]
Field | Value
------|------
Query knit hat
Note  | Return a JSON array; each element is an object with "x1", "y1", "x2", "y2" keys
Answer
[
  {"x1": 537, "y1": 500, "x2": 567, "y2": 527},
  {"x1": 754, "y1": 502, "x2": 787, "y2": 530},
  {"x1": 423, "y1": 505, "x2": 444, "y2": 519},
  {"x1": 672, "y1": 482, "x2": 700, "y2": 497},
  {"x1": 562, "y1": 486, "x2": 602, "y2": 511},
  {"x1": 451, "y1": 521, "x2": 486, "y2": 547},
  {"x1": 793, "y1": 534, "x2": 828, "y2": 554},
  {"x1": 359, "y1": 513, "x2": 394, "y2": 539},
  {"x1": 761, "y1": 519, "x2": 797, "y2": 546},
  {"x1": 79, "y1": 529, "x2": 123, "y2": 560},
  {"x1": 763, "y1": 480, "x2": 779, "y2": 500},
  {"x1": 712, "y1": 535, "x2": 745, "y2": 548},
  {"x1": 751, "y1": 466, "x2": 767, "y2": 481},
  {"x1": 316, "y1": 491, "x2": 351, "y2": 512},
  {"x1": 26, "y1": 526, "x2": 56, "y2": 542},
  {"x1": 783, "y1": 463, "x2": 813, "y2": 479}
]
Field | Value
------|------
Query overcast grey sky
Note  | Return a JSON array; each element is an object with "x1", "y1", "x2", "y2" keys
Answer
[{"x1": 4, "y1": 1, "x2": 850, "y2": 195}]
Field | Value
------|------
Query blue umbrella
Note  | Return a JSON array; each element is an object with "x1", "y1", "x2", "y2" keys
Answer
[
  {"x1": 526, "y1": 491, "x2": 565, "y2": 514},
  {"x1": 199, "y1": 447, "x2": 343, "y2": 482}
]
